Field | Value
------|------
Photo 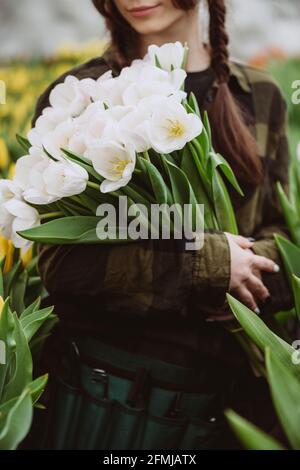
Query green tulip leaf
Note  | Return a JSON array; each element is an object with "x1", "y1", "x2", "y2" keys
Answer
[
  {"x1": 292, "y1": 275, "x2": 300, "y2": 322},
  {"x1": 19, "y1": 216, "x2": 142, "y2": 244},
  {"x1": 0, "y1": 390, "x2": 32, "y2": 450},
  {"x1": 225, "y1": 409, "x2": 285, "y2": 450},
  {"x1": 275, "y1": 234, "x2": 300, "y2": 281},
  {"x1": 266, "y1": 348, "x2": 300, "y2": 450},
  {"x1": 276, "y1": 182, "x2": 300, "y2": 247},
  {"x1": 139, "y1": 157, "x2": 168, "y2": 204},
  {"x1": 2, "y1": 313, "x2": 32, "y2": 402},
  {"x1": 227, "y1": 294, "x2": 299, "y2": 377}
]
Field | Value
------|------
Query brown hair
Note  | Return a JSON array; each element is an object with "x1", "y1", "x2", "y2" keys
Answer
[{"x1": 92, "y1": 0, "x2": 263, "y2": 185}]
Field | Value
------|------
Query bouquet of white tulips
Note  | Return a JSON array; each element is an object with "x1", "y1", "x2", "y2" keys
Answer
[{"x1": 0, "y1": 42, "x2": 243, "y2": 249}]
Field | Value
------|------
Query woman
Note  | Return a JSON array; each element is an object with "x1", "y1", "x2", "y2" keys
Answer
[{"x1": 32, "y1": 0, "x2": 292, "y2": 450}]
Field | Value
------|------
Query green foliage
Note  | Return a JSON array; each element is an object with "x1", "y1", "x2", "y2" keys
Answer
[
  {"x1": 225, "y1": 409, "x2": 284, "y2": 450},
  {"x1": 0, "y1": 256, "x2": 56, "y2": 449}
]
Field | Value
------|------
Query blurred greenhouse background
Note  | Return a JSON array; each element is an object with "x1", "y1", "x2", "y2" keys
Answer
[{"x1": 0, "y1": 0, "x2": 299, "y2": 174}]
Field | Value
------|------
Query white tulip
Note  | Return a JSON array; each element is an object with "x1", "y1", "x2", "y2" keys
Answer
[
  {"x1": 105, "y1": 105, "x2": 134, "y2": 122},
  {"x1": 86, "y1": 141, "x2": 136, "y2": 193},
  {"x1": 83, "y1": 111, "x2": 121, "y2": 150},
  {"x1": 93, "y1": 76, "x2": 124, "y2": 107},
  {"x1": 117, "y1": 108, "x2": 151, "y2": 153},
  {"x1": 0, "y1": 179, "x2": 22, "y2": 240},
  {"x1": 42, "y1": 119, "x2": 76, "y2": 160},
  {"x1": 28, "y1": 107, "x2": 70, "y2": 148},
  {"x1": 3, "y1": 198, "x2": 40, "y2": 249},
  {"x1": 148, "y1": 97, "x2": 203, "y2": 154},
  {"x1": 145, "y1": 41, "x2": 186, "y2": 71},
  {"x1": 68, "y1": 132, "x2": 88, "y2": 156},
  {"x1": 118, "y1": 60, "x2": 145, "y2": 86},
  {"x1": 42, "y1": 158, "x2": 88, "y2": 199},
  {"x1": 75, "y1": 101, "x2": 106, "y2": 126},
  {"x1": 14, "y1": 147, "x2": 88, "y2": 203},
  {"x1": 14, "y1": 148, "x2": 59, "y2": 205},
  {"x1": 0, "y1": 178, "x2": 22, "y2": 203},
  {"x1": 0, "y1": 203, "x2": 14, "y2": 240},
  {"x1": 14, "y1": 147, "x2": 48, "y2": 191},
  {"x1": 122, "y1": 65, "x2": 186, "y2": 106},
  {"x1": 98, "y1": 70, "x2": 113, "y2": 83},
  {"x1": 49, "y1": 75, "x2": 92, "y2": 117},
  {"x1": 79, "y1": 78, "x2": 98, "y2": 98}
]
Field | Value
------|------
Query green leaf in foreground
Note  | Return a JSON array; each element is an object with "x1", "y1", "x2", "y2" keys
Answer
[
  {"x1": 0, "y1": 390, "x2": 32, "y2": 450},
  {"x1": 139, "y1": 157, "x2": 168, "y2": 204},
  {"x1": 225, "y1": 409, "x2": 285, "y2": 450},
  {"x1": 276, "y1": 182, "x2": 300, "y2": 247},
  {"x1": 19, "y1": 216, "x2": 140, "y2": 244},
  {"x1": 275, "y1": 234, "x2": 300, "y2": 281},
  {"x1": 227, "y1": 294, "x2": 299, "y2": 377},
  {"x1": 209, "y1": 152, "x2": 244, "y2": 197},
  {"x1": 292, "y1": 275, "x2": 300, "y2": 322},
  {"x1": 211, "y1": 169, "x2": 238, "y2": 234},
  {"x1": 2, "y1": 314, "x2": 32, "y2": 402},
  {"x1": 266, "y1": 348, "x2": 300, "y2": 450}
]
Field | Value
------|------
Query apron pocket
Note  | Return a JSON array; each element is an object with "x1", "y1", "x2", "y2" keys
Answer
[
  {"x1": 75, "y1": 393, "x2": 114, "y2": 450},
  {"x1": 45, "y1": 379, "x2": 83, "y2": 450},
  {"x1": 105, "y1": 401, "x2": 145, "y2": 450},
  {"x1": 140, "y1": 414, "x2": 187, "y2": 450}
]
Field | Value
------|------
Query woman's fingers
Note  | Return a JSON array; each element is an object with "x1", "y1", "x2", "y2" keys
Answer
[
  {"x1": 247, "y1": 274, "x2": 270, "y2": 302},
  {"x1": 252, "y1": 254, "x2": 280, "y2": 273},
  {"x1": 236, "y1": 285, "x2": 260, "y2": 314},
  {"x1": 226, "y1": 233, "x2": 254, "y2": 250},
  {"x1": 252, "y1": 267, "x2": 262, "y2": 280}
]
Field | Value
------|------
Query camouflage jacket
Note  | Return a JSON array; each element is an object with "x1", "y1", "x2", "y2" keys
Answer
[{"x1": 33, "y1": 48, "x2": 293, "y2": 369}]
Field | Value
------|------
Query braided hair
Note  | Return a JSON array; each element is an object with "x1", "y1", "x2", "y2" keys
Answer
[
  {"x1": 92, "y1": 0, "x2": 263, "y2": 185},
  {"x1": 207, "y1": 0, "x2": 262, "y2": 184}
]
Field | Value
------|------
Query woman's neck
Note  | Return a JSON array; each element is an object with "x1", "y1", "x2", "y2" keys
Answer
[{"x1": 139, "y1": 11, "x2": 211, "y2": 73}]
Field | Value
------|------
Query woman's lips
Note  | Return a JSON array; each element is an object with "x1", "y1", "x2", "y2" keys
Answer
[{"x1": 128, "y1": 4, "x2": 161, "y2": 17}]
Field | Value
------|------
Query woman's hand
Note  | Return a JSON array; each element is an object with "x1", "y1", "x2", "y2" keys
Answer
[
  {"x1": 225, "y1": 232, "x2": 279, "y2": 313},
  {"x1": 206, "y1": 233, "x2": 280, "y2": 323}
]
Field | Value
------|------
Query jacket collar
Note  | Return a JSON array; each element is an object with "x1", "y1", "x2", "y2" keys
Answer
[
  {"x1": 213, "y1": 61, "x2": 252, "y2": 94},
  {"x1": 228, "y1": 61, "x2": 252, "y2": 93}
]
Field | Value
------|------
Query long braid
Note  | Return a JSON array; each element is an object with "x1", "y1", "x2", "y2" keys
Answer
[
  {"x1": 208, "y1": 0, "x2": 230, "y2": 84},
  {"x1": 207, "y1": 0, "x2": 263, "y2": 184}
]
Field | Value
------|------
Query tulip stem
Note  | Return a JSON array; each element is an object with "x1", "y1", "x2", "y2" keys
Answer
[
  {"x1": 143, "y1": 151, "x2": 151, "y2": 162},
  {"x1": 87, "y1": 181, "x2": 101, "y2": 191},
  {"x1": 41, "y1": 211, "x2": 64, "y2": 220}
]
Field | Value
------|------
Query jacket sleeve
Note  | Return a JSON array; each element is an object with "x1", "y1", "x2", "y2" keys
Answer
[
  {"x1": 38, "y1": 232, "x2": 231, "y2": 319},
  {"x1": 251, "y1": 88, "x2": 293, "y2": 315}
]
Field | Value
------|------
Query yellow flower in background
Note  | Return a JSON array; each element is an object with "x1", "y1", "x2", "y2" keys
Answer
[
  {"x1": 0, "y1": 39, "x2": 108, "y2": 167},
  {"x1": 7, "y1": 163, "x2": 16, "y2": 179},
  {"x1": 0, "y1": 296, "x2": 4, "y2": 316},
  {"x1": 0, "y1": 138, "x2": 9, "y2": 170},
  {"x1": 0, "y1": 237, "x2": 14, "y2": 274},
  {"x1": 21, "y1": 245, "x2": 33, "y2": 268}
]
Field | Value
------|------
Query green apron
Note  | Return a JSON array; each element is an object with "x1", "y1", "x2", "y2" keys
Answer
[{"x1": 38, "y1": 335, "x2": 232, "y2": 450}]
